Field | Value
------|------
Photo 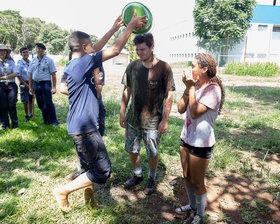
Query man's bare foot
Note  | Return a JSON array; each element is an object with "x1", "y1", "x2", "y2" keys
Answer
[
  {"x1": 84, "y1": 186, "x2": 96, "y2": 208},
  {"x1": 84, "y1": 186, "x2": 108, "y2": 209},
  {"x1": 53, "y1": 187, "x2": 71, "y2": 212}
]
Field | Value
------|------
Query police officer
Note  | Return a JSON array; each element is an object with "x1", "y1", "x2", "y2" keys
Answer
[
  {"x1": 29, "y1": 43, "x2": 59, "y2": 126},
  {"x1": 0, "y1": 44, "x2": 19, "y2": 130}
]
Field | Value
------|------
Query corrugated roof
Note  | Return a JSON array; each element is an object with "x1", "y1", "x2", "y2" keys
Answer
[{"x1": 251, "y1": 4, "x2": 280, "y2": 24}]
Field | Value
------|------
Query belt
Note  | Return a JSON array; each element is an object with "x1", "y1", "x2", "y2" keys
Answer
[
  {"x1": 0, "y1": 82, "x2": 11, "y2": 85},
  {"x1": 71, "y1": 130, "x2": 97, "y2": 140},
  {"x1": 34, "y1": 80, "x2": 49, "y2": 84}
]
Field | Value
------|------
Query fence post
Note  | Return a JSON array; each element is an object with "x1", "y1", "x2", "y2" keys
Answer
[{"x1": 243, "y1": 36, "x2": 248, "y2": 62}]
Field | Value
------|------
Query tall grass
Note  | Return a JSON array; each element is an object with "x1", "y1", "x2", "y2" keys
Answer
[{"x1": 224, "y1": 62, "x2": 279, "y2": 77}]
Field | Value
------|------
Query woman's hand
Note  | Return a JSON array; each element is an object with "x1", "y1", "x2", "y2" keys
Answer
[{"x1": 182, "y1": 71, "x2": 197, "y2": 90}]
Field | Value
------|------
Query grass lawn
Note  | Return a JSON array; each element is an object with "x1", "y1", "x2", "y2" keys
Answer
[{"x1": 0, "y1": 67, "x2": 279, "y2": 223}]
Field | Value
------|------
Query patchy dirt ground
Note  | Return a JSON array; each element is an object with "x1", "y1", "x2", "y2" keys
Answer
[{"x1": 56, "y1": 62, "x2": 280, "y2": 223}]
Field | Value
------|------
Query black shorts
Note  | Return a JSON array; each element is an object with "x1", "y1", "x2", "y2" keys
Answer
[
  {"x1": 180, "y1": 139, "x2": 214, "y2": 159},
  {"x1": 72, "y1": 131, "x2": 111, "y2": 184},
  {"x1": 20, "y1": 84, "x2": 33, "y2": 104}
]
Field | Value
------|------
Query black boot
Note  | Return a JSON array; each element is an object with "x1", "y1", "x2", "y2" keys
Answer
[
  {"x1": 25, "y1": 114, "x2": 30, "y2": 123},
  {"x1": 124, "y1": 174, "x2": 143, "y2": 189}
]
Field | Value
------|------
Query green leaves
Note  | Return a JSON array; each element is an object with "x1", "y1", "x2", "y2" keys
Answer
[
  {"x1": 39, "y1": 23, "x2": 70, "y2": 54},
  {"x1": 0, "y1": 10, "x2": 23, "y2": 49},
  {"x1": 224, "y1": 62, "x2": 280, "y2": 77},
  {"x1": 193, "y1": 0, "x2": 256, "y2": 53},
  {"x1": 0, "y1": 10, "x2": 69, "y2": 54}
]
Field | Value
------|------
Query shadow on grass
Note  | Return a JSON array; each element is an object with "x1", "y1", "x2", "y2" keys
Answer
[
  {"x1": 1, "y1": 94, "x2": 279, "y2": 223},
  {"x1": 206, "y1": 171, "x2": 280, "y2": 223},
  {"x1": 215, "y1": 120, "x2": 280, "y2": 154},
  {"x1": 219, "y1": 86, "x2": 280, "y2": 154},
  {"x1": 227, "y1": 86, "x2": 280, "y2": 110},
  {"x1": 103, "y1": 99, "x2": 183, "y2": 183},
  {"x1": 103, "y1": 190, "x2": 183, "y2": 224},
  {"x1": 92, "y1": 99, "x2": 280, "y2": 223}
]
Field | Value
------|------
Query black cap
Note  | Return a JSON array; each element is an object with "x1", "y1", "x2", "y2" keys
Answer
[{"x1": 35, "y1": 43, "x2": 46, "y2": 50}]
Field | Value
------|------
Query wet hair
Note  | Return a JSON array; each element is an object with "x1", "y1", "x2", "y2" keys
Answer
[
  {"x1": 68, "y1": 51, "x2": 72, "y2": 61},
  {"x1": 20, "y1": 47, "x2": 28, "y2": 54},
  {"x1": 68, "y1": 31, "x2": 90, "y2": 52},
  {"x1": 133, "y1": 33, "x2": 154, "y2": 48},
  {"x1": 195, "y1": 53, "x2": 225, "y2": 114}
]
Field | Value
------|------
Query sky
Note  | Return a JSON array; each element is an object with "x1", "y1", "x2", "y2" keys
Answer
[
  {"x1": 0, "y1": 0, "x2": 272, "y2": 39},
  {"x1": 0, "y1": 0, "x2": 276, "y2": 38},
  {"x1": 0, "y1": 0, "x2": 192, "y2": 38}
]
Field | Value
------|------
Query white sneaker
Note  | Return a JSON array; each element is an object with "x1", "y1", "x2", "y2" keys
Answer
[{"x1": 175, "y1": 204, "x2": 194, "y2": 214}]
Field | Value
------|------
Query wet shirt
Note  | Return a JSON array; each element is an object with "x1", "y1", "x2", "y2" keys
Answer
[
  {"x1": 180, "y1": 83, "x2": 221, "y2": 147},
  {"x1": 28, "y1": 56, "x2": 57, "y2": 81},
  {"x1": 122, "y1": 59, "x2": 175, "y2": 130},
  {"x1": 17, "y1": 59, "x2": 30, "y2": 81},
  {"x1": 63, "y1": 52, "x2": 102, "y2": 135},
  {"x1": 0, "y1": 59, "x2": 18, "y2": 83}
]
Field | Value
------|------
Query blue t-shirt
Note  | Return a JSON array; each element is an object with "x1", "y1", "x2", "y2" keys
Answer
[
  {"x1": 63, "y1": 52, "x2": 103, "y2": 135},
  {"x1": 17, "y1": 59, "x2": 30, "y2": 81},
  {"x1": 28, "y1": 56, "x2": 57, "y2": 81},
  {"x1": 0, "y1": 59, "x2": 18, "y2": 83}
]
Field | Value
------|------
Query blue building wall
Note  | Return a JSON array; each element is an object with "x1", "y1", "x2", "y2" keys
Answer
[{"x1": 251, "y1": 5, "x2": 280, "y2": 24}]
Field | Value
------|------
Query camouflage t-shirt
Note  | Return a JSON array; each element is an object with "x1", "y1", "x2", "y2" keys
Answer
[{"x1": 121, "y1": 59, "x2": 175, "y2": 130}]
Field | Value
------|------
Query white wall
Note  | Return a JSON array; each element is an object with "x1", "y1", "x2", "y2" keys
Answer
[
  {"x1": 257, "y1": 0, "x2": 280, "y2": 6},
  {"x1": 155, "y1": 0, "x2": 280, "y2": 65}
]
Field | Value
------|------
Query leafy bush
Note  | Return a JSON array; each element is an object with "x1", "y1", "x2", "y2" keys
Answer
[
  {"x1": 224, "y1": 62, "x2": 279, "y2": 77},
  {"x1": 59, "y1": 58, "x2": 69, "y2": 66}
]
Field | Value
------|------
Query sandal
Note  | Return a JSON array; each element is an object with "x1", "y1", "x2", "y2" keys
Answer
[{"x1": 175, "y1": 204, "x2": 194, "y2": 215}]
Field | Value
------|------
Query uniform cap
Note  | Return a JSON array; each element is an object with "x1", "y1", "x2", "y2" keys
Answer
[
  {"x1": 0, "y1": 44, "x2": 11, "y2": 53},
  {"x1": 35, "y1": 43, "x2": 46, "y2": 50}
]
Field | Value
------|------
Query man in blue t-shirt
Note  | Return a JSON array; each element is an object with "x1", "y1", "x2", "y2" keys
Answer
[
  {"x1": 53, "y1": 14, "x2": 147, "y2": 212},
  {"x1": 61, "y1": 66, "x2": 107, "y2": 182}
]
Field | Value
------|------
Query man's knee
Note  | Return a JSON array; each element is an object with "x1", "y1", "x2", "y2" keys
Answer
[
  {"x1": 86, "y1": 166, "x2": 111, "y2": 184},
  {"x1": 147, "y1": 151, "x2": 158, "y2": 159},
  {"x1": 86, "y1": 155, "x2": 112, "y2": 184}
]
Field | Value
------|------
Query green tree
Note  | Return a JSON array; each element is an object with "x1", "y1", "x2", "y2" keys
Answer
[
  {"x1": 21, "y1": 17, "x2": 44, "y2": 50},
  {"x1": 193, "y1": 0, "x2": 256, "y2": 57},
  {"x1": 39, "y1": 23, "x2": 69, "y2": 54},
  {"x1": 0, "y1": 10, "x2": 23, "y2": 49},
  {"x1": 0, "y1": 10, "x2": 45, "y2": 50},
  {"x1": 90, "y1": 34, "x2": 99, "y2": 44}
]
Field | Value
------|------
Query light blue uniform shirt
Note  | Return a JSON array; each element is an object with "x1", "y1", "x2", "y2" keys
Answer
[
  {"x1": 17, "y1": 59, "x2": 30, "y2": 81},
  {"x1": 28, "y1": 55, "x2": 57, "y2": 81},
  {"x1": 0, "y1": 59, "x2": 18, "y2": 83}
]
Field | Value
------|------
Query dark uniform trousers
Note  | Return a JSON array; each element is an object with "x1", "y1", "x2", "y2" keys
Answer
[{"x1": 0, "y1": 82, "x2": 18, "y2": 129}]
